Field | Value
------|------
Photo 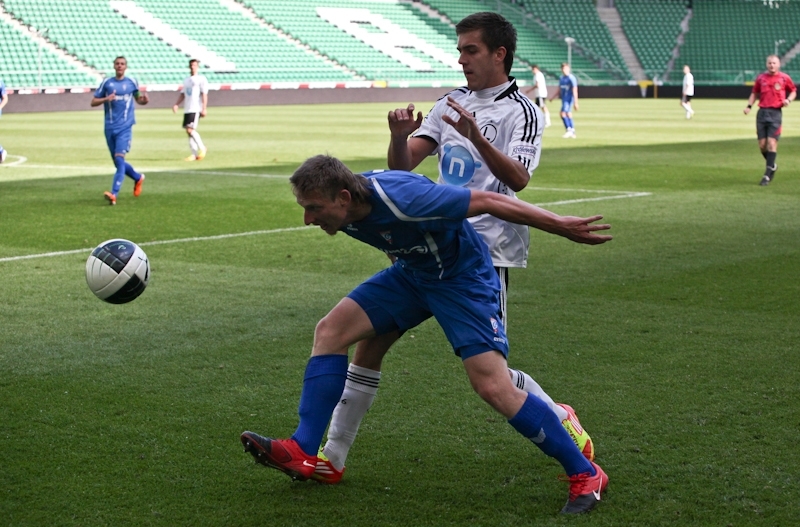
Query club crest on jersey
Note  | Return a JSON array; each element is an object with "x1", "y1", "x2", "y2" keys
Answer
[
  {"x1": 481, "y1": 123, "x2": 498, "y2": 143},
  {"x1": 441, "y1": 143, "x2": 481, "y2": 186},
  {"x1": 490, "y1": 317, "x2": 499, "y2": 334},
  {"x1": 380, "y1": 231, "x2": 393, "y2": 244},
  {"x1": 775, "y1": 82, "x2": 783, "y2": 91}
]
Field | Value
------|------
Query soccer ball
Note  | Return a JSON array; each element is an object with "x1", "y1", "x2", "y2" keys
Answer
[
  {"x1": 0, "y1": 145, "x2": 6, "y2": 163},
  {"x1": 85, "y1": 239, "x2": 150, "y2": 304}
]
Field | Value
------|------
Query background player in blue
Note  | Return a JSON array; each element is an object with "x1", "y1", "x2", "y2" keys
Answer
[
  {"x1": 90, "y1": 56, "x2": 148, "y2": 205},
  {"x1": 0, "y1": 78, "x2": 8, "y2": 163},
  {"x1": 549, "y1": 62, "x2": 579, "y2": 138},
  {"x1": 241, "y1": 154, "x2": 612, "y2": 514}
]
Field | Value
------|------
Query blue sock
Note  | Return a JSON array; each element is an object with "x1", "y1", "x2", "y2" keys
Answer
[
  {"x1": 291, "y1": 355, "x2": 348, "y2": 456},
  {"x1": 111, "y1": 156, "x2": 126, "y2": 194},
  {"x1": 566, "y1": 117, "x2": 574, "y2": 129},
  {"x1": 561, "y1": 116, "x2": 568, "y2": 129},
  {"x1": 508, "y1": 393, "x2": 594, "y2": 477},
  {"x1": 124, "y1": 162, "x2": 141, "y2": 181}
]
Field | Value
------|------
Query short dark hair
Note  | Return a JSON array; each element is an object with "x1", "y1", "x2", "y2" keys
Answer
[
  {"x1": 290, "y1": 155, "x2": 371, "y2": 204},
  {"x1": 189, "y1": 59, "x2": 199, "y2": 66},
  {"x1": 114, "y1": 56, "x2": 126, "y2": 64},
  {"x1": 456, "y1": 12, "x2": 516, "y2": 75}
]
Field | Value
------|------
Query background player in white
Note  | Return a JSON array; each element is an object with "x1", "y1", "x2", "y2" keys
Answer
[
  {"x1": 313, "y1": 12, "x2": 595, "y2": 485},
  {"x1": 0, "y1": 77, "x2": 8, "y2": 163},
  {"x1": 681, "y1": 65, "x2": 695, "y2": 119},
  {"x1": 525, "y1": 64, "x2": 551, "y2": 128},
  {"x1": 172, "y1": 59, "x2": 208, "y2": 161}
]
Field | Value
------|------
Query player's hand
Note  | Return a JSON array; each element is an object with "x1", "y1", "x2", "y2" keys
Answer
[
  {"x1": 743, "y1": 106, "x2": 751, "y2": 115},
  {"x1": 172, "y1": 104, "x2": 178, "y2": 113},
  {"x1": 573, "y1": 101, "x2": 579, "y2": 112},
  {"x1": 388, "y1": 103, "x2": 423, "y2": 137},
  {"x1": 107, "y1": 91, "x2": 116, "y2": 102},
  {"x1": 138, "y1": 93, "x2": 149, "y2": 104},
  {"x1": 200, "y1": 109, "x2": 206, "y2": 118},
  {"x1": 783, "y1": 99, "x2": 792, "y2": 107},
  {"x1": 442, "y1": 96, "x2": 481, "y2": 141},
  {"x1": 558, "y1": 215, "x2": 612, "y2": 245}
]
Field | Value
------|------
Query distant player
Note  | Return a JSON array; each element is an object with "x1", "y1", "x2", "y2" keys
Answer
[
  {"x1": 172, "y1": 59, "x2": 209, "y2": 161},
  {"x1": 525, "y1": 64, "x2": 552, "y2": 127},
  {"x1": 681, "y1": 65, "x2": 695, "y2": 119},
  {"x1": 0, "y1": 77, "x2": 8, "y2": 163},
  {"x1": 90, "y1": 57, "x2": 148, "y2": 205},
  {"x1": 549, "y1": 63, "x2": 579, "y2": 138},
  {"x1": 744, "y1": 55, "x2": 796, "y2": 186}
]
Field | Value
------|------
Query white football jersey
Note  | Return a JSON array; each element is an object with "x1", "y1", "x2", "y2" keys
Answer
[
  {"x1": 532, "y1": 70, "x2": 548, "y2": 99},
  {"x1": 683, "y1": 73, "x2": 694, "y2": 96},
  {"x1": 182, "y1": 74, "x2": 209, "y2": 113},
  {"x1": 413, "y1": 79, "x2": 543, "y2": 268}
]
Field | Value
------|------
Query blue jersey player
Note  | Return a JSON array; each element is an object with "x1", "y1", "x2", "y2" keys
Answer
[
  {"x1": 91, "y1": 56, "x2": 148, "y2": 205},
  {"x1": 241, "y1": 154, "x2": 612, "y2": 514},
  {"x1": 549, "y1": 62, "x2": 579, "y2": 138}
]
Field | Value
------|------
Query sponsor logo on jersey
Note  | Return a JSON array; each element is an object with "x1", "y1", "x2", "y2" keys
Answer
[
  {"x1": 441, "y1": 143, "x2": 482, "y2": 186},
  {"x1": 512, "y1": 145, "x2": 537, "y2": 157},
  {"x1": 380, "y1": 231, "x2": 393, "y2": 244}
]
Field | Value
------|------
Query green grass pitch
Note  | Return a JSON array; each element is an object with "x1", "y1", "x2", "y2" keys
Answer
[{"x1": 1, "y1": 98, "x2": 798, "y2": 526}]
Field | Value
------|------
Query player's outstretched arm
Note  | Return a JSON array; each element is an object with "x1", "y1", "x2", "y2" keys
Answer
[{"x1": 467, "y1": 190, "x2": 612, "y2": 245}]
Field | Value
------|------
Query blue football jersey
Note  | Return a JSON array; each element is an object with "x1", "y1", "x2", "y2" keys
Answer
[
  {"x1": 94, "y1": 76, "x2": 140, "y2": 131},
  {"x1": 0, "y1": 79, "x2": 6, "y2": 98},
  {"x1": 342, "y1": 170, "x2": 493, "y2": 280},
  {"x1": 559, "y1": 74, "x2": 578, "y2": 103}
]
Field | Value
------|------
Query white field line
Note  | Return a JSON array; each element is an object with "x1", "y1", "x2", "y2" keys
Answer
[
  {"x1": 0, "y1": 179, "x2": 650, "y2": 264},
  {"x1": 0, "y1": 155, "x2": 28, "y2": 167},
  {"x1": 0, "y1": 226, "x2": 313, "y2": 263}
]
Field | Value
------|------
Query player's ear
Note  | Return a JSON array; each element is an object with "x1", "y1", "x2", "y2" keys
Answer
[
  {"x1": 495, "y1": 46, "x2": 507, "y2": 64},
  {"x1": 337, "y1": 189, "x2": 352, "y2": 206}
]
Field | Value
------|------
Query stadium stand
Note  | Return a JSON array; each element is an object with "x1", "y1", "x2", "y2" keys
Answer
[
  {"x1": 616, "y1": 0, "x2": 687, "y2": 80},
  {"x1": 3, "y1": 0, "x2": 800, "y2": 91},
  {"x1": 419, "y1": 0, "x2": 628, "y2": 84},
  {"x1": 0, "y1": 17, "x2": 99, "y2": 89},
  {"x1": 522, "y1": 0, "x2": 631, "y2": 80},
  {"x1": 679, "y1": 0, "x2": 800, "y2": 84},
  {"x1": 242, "y1": 0, "x2": 466, "y2": 85}
]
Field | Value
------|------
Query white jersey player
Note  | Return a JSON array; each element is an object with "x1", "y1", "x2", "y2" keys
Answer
[
  {"x1": 525, "y1": 64, "x2": 552, "y2": 127},
  {"x1": 681, "y1": 65, "x2": 695, "y2": 119},
  {"x1": 414, "y1": 80, "x2": 541, "y2": 271},
  {"x1": 172, "y1": 59, "x2": 209, "y2": 160}
]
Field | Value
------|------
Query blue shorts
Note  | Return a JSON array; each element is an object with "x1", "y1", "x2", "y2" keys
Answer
[
  {"x1": 561, "y1": 100, "x2": 574, "y2": 113},
  {"x1": 105, "y1": 127, "x2": 132, "y2": 157},
  {"x1": 347, "y1": 263, "x2": 509, "y2": 360}
]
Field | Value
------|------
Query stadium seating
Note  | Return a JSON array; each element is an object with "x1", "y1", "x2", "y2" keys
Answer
[
  {"x1": 679, "y1": 0, "x2": 800, "y2": 83},
  {"x1": 522, "y1": 0, "x2": 631, "y2": 80},
  {"x1": 0, "y1": 18, "x2": 99, "y2": 89},
  {"x1": 3, "y1": 0, "x2": 800, "y2": 90},
  {"x1": 242, "y1": 0, "x2": 466, "y2": 85},
  {"x1": 616, "y1": 0, "x2": 687, "y2": 80}
]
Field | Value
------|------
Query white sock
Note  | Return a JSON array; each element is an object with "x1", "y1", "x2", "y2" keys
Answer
[
  {"x1": 322, "y1": 363, "x2": 381, "y2": 470},
  {"x1": 508, "y1": 368, "x2": 568, "y2": 421},
  {"x1": 188, "y1": 136, "x2": 198, "y2": 156},
  {"x1": 190, "y1": 130, "x2": 205, "y2": 152}
]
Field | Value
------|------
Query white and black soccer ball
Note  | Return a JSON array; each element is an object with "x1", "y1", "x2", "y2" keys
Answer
[{"x1": 86, "y1": 239, "x2": 150, "y2": 304}]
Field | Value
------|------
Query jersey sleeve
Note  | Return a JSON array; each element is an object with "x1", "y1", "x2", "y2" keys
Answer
[
  {"x1": 94, "y1": 78, "x2": 109, "y2": 98},
  {"x1": 752, "y1": 75, "x2": 762, "y2": 95},
  {"x1": 504, "y1": 101, "x2": 542, "y2": 175},
  {"x1": 373, "y1": 172, "x2": 470, "y2": 224},
  {"x1": 412, "y1": 97, "x2": 447, "y2": 144},
  {"x1": 570, "y1": 74, "x2": 578, "y2": 88},
  {"x1": 785, "y1": 73, "x2": 797, "y2": 94},
  {"x1": 200, "y1": 76, "x2": 209, "y2": 94}
]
